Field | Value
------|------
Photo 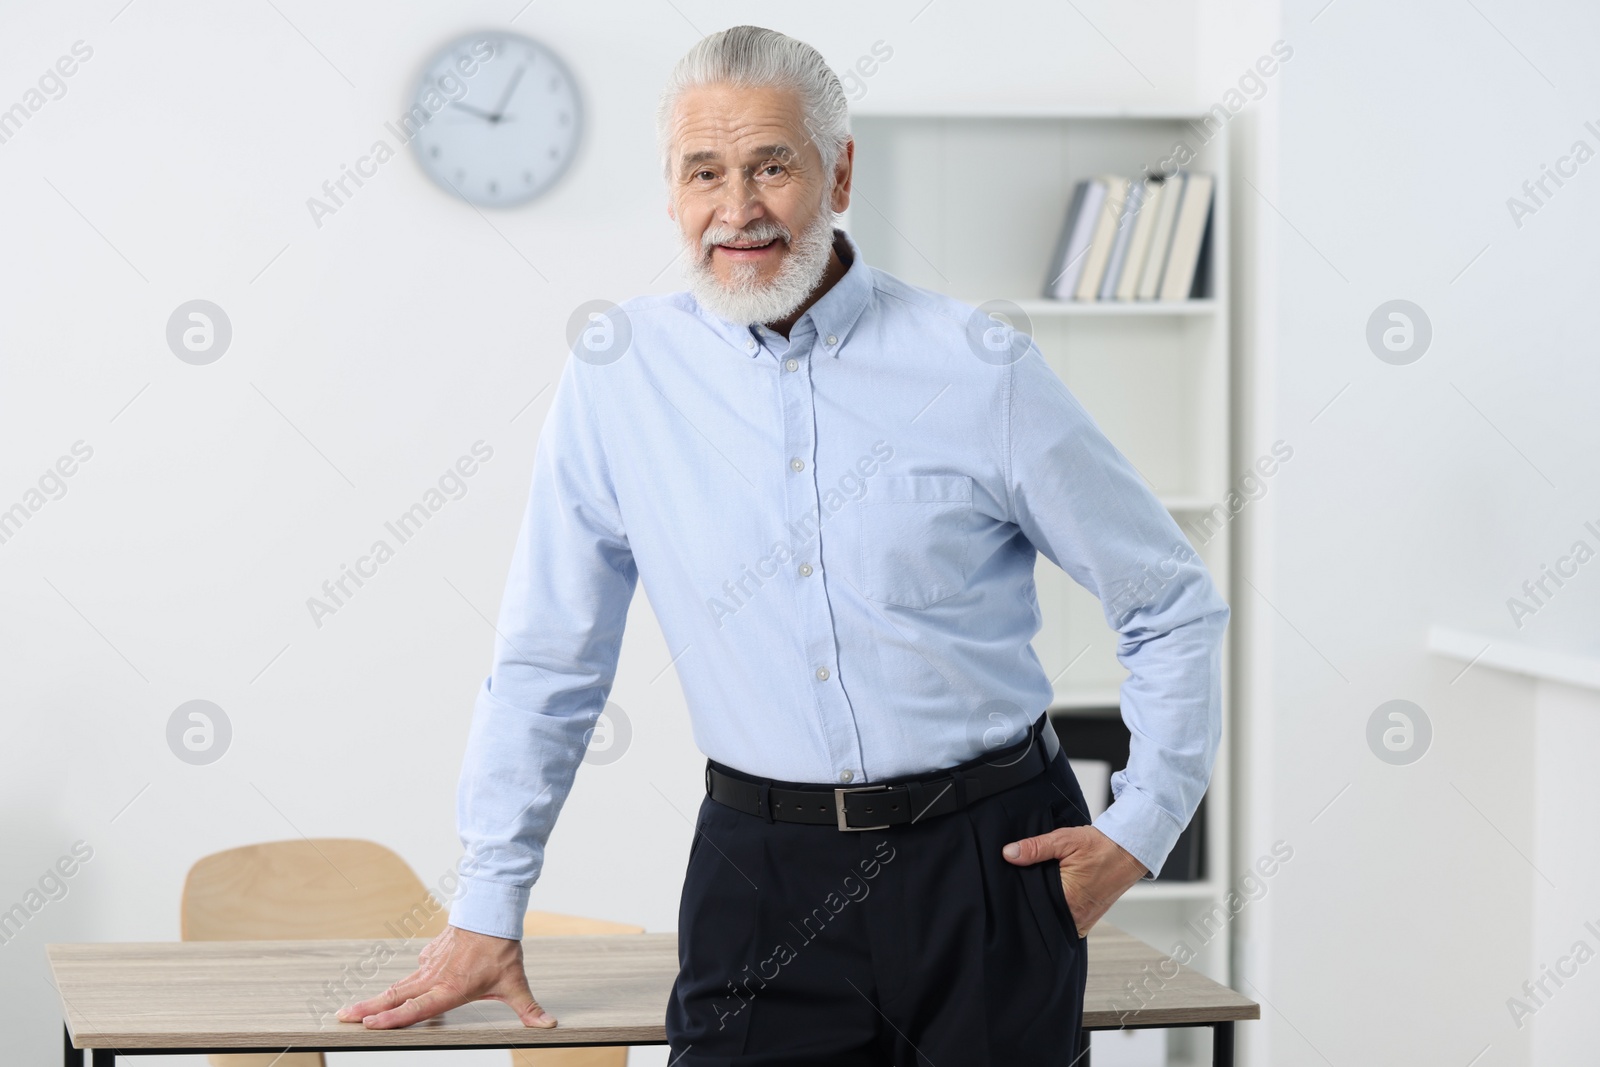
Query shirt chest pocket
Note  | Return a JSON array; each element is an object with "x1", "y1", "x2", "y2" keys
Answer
[{"x1": 855, "y1": 474, "x2": 974, "y2": 609}]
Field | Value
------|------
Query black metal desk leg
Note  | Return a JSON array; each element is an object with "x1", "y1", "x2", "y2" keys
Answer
[
  {"x1": 63, "y1": 1024, "x2": 82, "y2": 1067},
  {"x1": 1213, "y1": 1021, "x2": 1235, "y2": 1066},
  {"x1": 92, "y1": 1050, "x2": 116, "y2": 1066}
]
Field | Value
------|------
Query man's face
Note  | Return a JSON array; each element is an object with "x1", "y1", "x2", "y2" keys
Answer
[{"x1": 666, "y1": 82, "x2": 849, "y2": 321}]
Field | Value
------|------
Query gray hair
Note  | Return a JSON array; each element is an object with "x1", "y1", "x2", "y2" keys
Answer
[{"x1": 656, "y1": 25, "x2": 851, "y2": 189}]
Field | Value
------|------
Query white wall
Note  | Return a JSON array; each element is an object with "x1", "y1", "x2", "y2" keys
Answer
[
  {"x1": 0, "y1": 3, "x2": 1207, "y2": 1064},
  {"x1": 1532, "y1": 680, "x2": 1600, "y2": 1064},
  {"x1": 12, "y1": 2, "x2": 1594, "y2": 1064},
  {"x1": 1233, "y1": 0, "x2": 1600, "y2": 1064}
]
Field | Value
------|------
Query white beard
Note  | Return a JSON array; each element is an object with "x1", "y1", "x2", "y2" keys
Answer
[{"x1": 682, "y1": 204, "x2": 839, "y2": 327}]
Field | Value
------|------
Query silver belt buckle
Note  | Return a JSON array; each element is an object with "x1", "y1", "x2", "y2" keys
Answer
[{"x1": 834, "y1": 784, "x2": 891, "y2": 831}]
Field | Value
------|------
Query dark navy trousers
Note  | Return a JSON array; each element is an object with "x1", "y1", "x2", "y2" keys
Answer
[{"x1": 665, "y1": 729, "x2": 1092, "y2": 1065}]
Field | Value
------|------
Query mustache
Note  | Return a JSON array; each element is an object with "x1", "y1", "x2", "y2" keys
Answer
[{"x1": 700, "y1": 222, "x2": 791, "y2": 255}]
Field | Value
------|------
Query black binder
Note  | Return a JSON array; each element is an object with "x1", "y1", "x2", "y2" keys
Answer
[{"x1": 1046, "y1": 708, "x2": 1206, "y2": 882}]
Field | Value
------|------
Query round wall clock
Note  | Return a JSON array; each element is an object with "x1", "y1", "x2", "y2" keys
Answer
[{"x1": 410, "y1": 30, "x2": 583, "y2": 207}]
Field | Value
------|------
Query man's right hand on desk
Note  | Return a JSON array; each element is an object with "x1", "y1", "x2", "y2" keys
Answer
[{"x1": 336, "y1": 924, "x2": 559, "y2": 1030}]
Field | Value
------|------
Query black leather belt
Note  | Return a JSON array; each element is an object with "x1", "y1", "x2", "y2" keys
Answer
[{"x1": 706, "y1": 712, "x2": 1059, "y2": 830}]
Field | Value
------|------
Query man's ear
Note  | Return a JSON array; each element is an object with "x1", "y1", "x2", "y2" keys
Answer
[{"x1": 829, "y1": 138, "x2": 855, "y2": 213}]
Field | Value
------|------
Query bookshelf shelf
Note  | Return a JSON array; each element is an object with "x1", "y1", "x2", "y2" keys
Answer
[
  {"x1": 1124, "y1": 878, "x2": 1224, "y2": 902},
  {"x1": 854, "y1": 105, "x2": 1223, "y2": 122},
  {"x1": 1051, "y1": 685, "x2": 1123, "y2": 710},
  {"x1": 1161, "y1": 495, "x2": 1219, "y2": 512},
  {"x1": 847, "y1": 111, "x2": 1235, "y2": 1005},
  {"x1": 964, "y1": 298, "x2": 1219, "y2": 317}
]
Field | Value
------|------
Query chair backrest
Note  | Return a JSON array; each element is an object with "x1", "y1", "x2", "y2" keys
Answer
[
  {"x1": 523, "y1": 911, "x2": 646, "y2": 937},
  {"x1": 182, "y1": 837, "x2": 450, "y2": 942},
  {"x1": 181, "y1": 839, "x2": 643, "y2": 1067},
  {"x1": 182, "y1": 838, "x2": 451, "y2": 1067},
  {"x1": 511, "y1": 912, "x2": 645, "y2": 1067}
]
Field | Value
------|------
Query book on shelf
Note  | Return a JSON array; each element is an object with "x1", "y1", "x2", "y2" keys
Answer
[
  {"x1": 1040, "y1": 169, "x2": 1214, "y2": 302},
  {"x1": 1097, "y1": 178, "x2": 1145, "y2": 300},
  {"x1": 1136, "y1": 171, "x2": 1185, "y2": 299},
  {"x1": 1041, "y1": 178, "x2": 1104, "y2": 300},
  {"x1": 1157, "y1": 172, "x2": 1214, "y2": 301},
  {"x1": 1114, "y1": 177, "x2": 1165, "y2": 301},
  {"x1": 1073, "y1": 174, "x2": 1129, "y2": 301}
]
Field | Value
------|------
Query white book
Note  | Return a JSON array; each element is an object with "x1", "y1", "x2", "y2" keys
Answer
[
  {"x1": 1073, "y1": 174, "x2": 1129, "y2": 301},
  {"x1": 1157, "y1": 172, "x2": 1214, "y2": 301},
  {"x1": 1050, "y1": 179, "x2": 1106, "y2": 299},
  {"x1": 1042, "y1": 180, "x2": 1090, "y2": 298},
  {"x1": 1091, "y1": 1028, "x2": 1168, "y2": 1067},
  {"x1": 1114, "y1": 178, "x2": 1165, "y2": 301},
  {"x1": 1068, "y1": 759, "x2": 1112, "y2": 821},
  {"x1": 1097, "y1": 180, "x2": 1145, "y2": 300},
  {"x1": 1136, "y1": 171, "x2": 1186, "y2": 300}
]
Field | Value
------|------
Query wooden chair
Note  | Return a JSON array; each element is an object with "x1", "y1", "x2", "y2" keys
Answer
[
  {"x1": 509, "y1": 910, "x2": 644, "y2": 1067},
  {"x1": 181, "y1": 838, "x2": 642, "y2": 1067}
]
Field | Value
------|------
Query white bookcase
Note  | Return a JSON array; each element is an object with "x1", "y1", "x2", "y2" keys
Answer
[{"x1": 844, "y1": 110, "x2": 1234, "y2": 1061}]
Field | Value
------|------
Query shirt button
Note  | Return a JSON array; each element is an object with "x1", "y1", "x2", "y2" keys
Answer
[
  {"x1": 839, "y1": 769, "x2": 854, "y2": 783},
  {"x1": 815, "y1": 666, "x2": 830, "y2": 681},
  {"x1": 798, "y1": 563, "x2": 813, "y2": 577},
  {"x1": 785, "y1": 358, "x2": 798, "y2": 372},
  {"x1": 825, "y1": 334, "x2": 838, "y2": 346},
  {"x1": 746, "y1": 339, "x2": 757, "y2": 351},
  {"x1": 790, "y1": 458, "x2": 805, "y2": 472}
]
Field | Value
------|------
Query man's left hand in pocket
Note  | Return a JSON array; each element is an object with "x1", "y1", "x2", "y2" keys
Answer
[{"x1": 1002, "y1": 825, "x2": 1149, "y2": 937}]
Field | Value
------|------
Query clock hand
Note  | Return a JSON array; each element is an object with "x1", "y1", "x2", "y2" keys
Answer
[
  {"x1": 489, "y1": 63, "x2": 526, "y2": 121},
  {"x1": 450, "y1": 100, "x2": 499, "y2": 121}
]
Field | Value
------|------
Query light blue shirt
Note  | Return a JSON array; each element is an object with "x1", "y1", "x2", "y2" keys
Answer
[{"x1": 449, "y1": 227, "x2": 1229, "y2": 940}]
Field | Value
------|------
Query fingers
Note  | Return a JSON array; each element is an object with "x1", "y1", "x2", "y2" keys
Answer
[
  {"x1": 338, "y1": 927, "x2": 460, "y2": 1023},
  {"x1": 336, "y1": 968, "x2": 433, "y2": 1023},
  {"x1": 1001, "y1": 827, "x2": 1073, "y2": 864},
  {"x1": 1057, "y1": 872, "x2": 1089, "y2": 936},
  {"x1": 1060, "y1": 867, "x2": 1112, "y2": 914},
  {"x1": 334, "y1": 927, "x2": 552, "y2": 1031},
  {"x1": 334, "y1": 924, "x2": 550, "y2": 1031},
  {"x1": 489, "y1": 974, "x2": 558, "y2": 1028},
  {"x1": 353, "y1": 983, "x2": 556, "y2": 1030},
  {"x1": 358, "y1": 984, "x2": 469, "y2": 1030}
]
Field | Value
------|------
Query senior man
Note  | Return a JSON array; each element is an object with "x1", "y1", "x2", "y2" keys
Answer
[{"x1": 340, "y1": 24, "x2": 1228, "y2": 1066}]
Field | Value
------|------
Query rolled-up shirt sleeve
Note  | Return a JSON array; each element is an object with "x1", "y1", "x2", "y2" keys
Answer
[
  {"x1": 1004, "y1": 342, "x2": 1229, "y2": 880},
  {"x1": 449, "y1": 354, "x2": 637, "y2": 938}
]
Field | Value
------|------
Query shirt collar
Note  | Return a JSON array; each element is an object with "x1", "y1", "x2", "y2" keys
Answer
[{"x1": 691, "y1": 227, "x2": 872, "y2": 359}]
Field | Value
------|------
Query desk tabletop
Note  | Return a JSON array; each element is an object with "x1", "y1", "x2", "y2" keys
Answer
[{"x1": 49, "y1": 923, "x2": 1257, "y2": 1050}]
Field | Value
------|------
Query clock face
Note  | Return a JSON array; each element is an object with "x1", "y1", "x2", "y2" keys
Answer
[{"x1": 410, "y1": 31, "x2": 583, "y2": 207}]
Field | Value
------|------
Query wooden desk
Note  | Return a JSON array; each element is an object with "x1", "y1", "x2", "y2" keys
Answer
[{"x1": 49, "y1": 924, "x2": 1257, "y2": 1065}]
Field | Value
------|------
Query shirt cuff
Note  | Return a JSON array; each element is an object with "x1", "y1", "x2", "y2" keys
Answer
[
  {"x1": 447, "y1": 876, "x2": 530, "y2": 940},
  {"x1": 1090, "y1": 784, "x2": 1186, "y2": 881}
]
